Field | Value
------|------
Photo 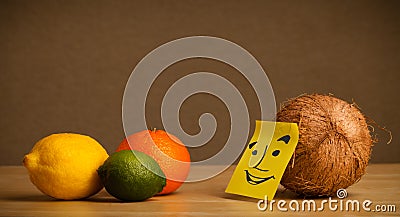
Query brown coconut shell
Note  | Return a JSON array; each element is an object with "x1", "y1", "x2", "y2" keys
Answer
[{"x1": 277, "y1": 94, "x2": 373, "y2": 196}]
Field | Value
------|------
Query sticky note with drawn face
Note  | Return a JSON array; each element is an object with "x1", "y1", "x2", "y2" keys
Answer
[{"x1": 225, "y1": 120, "x2": 299, "y2": 200}]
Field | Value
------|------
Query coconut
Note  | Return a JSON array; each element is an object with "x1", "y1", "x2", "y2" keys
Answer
[{"x1": 277, "y1": 94, "x2": 373, "y2": 196}]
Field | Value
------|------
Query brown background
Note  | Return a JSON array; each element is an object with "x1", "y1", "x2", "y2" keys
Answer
[{"x1": 1, "y1": 0, "x2": 399, "y2": 165}]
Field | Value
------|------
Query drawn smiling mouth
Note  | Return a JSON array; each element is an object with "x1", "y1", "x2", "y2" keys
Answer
[{"x1": 245, "y1": 170, "x2": 275, "y2": 185}]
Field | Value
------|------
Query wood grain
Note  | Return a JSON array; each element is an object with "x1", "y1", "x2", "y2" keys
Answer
[{"x1": 0, "y1": 165, "x2": 399, "y2": 216}]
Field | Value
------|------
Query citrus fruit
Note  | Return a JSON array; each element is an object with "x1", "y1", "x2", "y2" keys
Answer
[
  {"x1": 23, "y1": 133, "x2": 109, "y2": 200},
  {"x1": 97, "y1": 150, "x2": 166, "y2": 201},
  {"x1": 116, "y1": 129, "x2": 190, "y2": 195}
]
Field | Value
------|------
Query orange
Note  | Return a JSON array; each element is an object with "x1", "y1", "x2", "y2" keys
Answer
[{"x1": 116, "y1": 129, "x2": 190, "y2": 195}]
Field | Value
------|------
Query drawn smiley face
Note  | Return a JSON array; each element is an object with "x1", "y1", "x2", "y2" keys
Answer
[
  {"x1": 225, "y1": 121, "x2": 299, "y2": 200},
  {"x1": 245, "y1": 135, "x2": 291, "y2": 185}
]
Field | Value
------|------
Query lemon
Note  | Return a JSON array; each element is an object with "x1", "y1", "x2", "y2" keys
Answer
[
  {"x1": 98, "y1": 150, "x2": 166, "y2": 201},
  {"x1": 23, "y1": 133, "x2": 109, "y2": 200}
]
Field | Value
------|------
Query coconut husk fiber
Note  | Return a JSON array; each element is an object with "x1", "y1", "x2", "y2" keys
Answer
[{"x1": 277, "y1": 94, "x2": 373, "y2": 197}]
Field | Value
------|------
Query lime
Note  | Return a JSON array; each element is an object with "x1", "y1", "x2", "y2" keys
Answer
[{"x1": 97, "y1": 150, "x2": 166, "y2": 201}]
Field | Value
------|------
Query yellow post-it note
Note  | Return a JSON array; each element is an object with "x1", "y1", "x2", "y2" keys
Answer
[{"x1": 225, "y1": 120, "x2": 299, "y2": 200}]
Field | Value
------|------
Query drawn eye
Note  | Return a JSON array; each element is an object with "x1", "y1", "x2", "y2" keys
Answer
[
  {"x1": 248, "y1": 141, "x2": 257, "y2": 149},
  {"x1": 277, "y1": 135, "x2": 290, "y2": 144},
  {"x1": 272, "y1": 150, "x2": 280, "y2": 157},
  {"x1": 252, "y1": 150, "x2": 257, "y2": 155}
]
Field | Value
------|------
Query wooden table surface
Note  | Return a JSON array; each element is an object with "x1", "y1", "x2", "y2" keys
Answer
[{"x1": 0, "y1": 164, "x2": 399, "y2": 216}]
